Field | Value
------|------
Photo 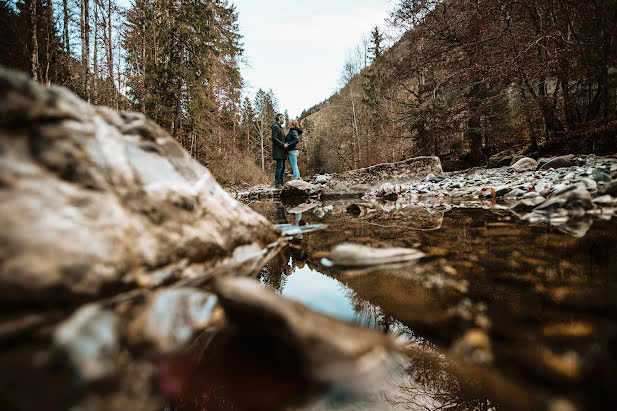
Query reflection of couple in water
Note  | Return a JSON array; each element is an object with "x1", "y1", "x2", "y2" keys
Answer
[{"x1": 271, "y1": 113, "x2": 302, "y2": 188}]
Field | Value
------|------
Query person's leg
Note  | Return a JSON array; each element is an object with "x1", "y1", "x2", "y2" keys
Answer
[
  {"x1": 275, "y1": 159, "x2": 285, "y2": 186},
  {"x1": 288, "y1": 153, "x2": 300, "y2": 179}
]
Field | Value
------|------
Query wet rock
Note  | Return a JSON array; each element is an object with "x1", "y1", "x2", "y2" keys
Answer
[
  {"x1": 327, "y1": 243, "x2": 425, "y2": 268},
  {"x1": 323, "y1": 156, "x2": 442, "y2": 197},
  {"x1": 534, "y1": 187, "x2": 593, "y2": 215},
  {"x1": 0, "y1": 68, "x2": 281, "y2": 303},
  {"x1": 213, "y1": 277, "x2": 401, "y2": 383},
  {"x1": 539, "y1": 155, "x2": 572, "y2": 170},
  {"x1": 280, "y1": 180, "x2": 321, "y2": 199},
  {"x1": 510, "y1": 157, "x2": 538, "y2": 172},
  {"x1": 128, "y1": 288, "x2": 218, "y2": 352},
  {"x1": 54, "y1": 304, "x2": 119, "y2": 381},
  {"x1": 592, "y1": 168, "x2": 612, "y2": 183}
]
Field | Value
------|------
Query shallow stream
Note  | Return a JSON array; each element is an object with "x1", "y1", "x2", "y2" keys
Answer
[{"x1": 186, "y1": 197, "x2": 617, "y2": 410}]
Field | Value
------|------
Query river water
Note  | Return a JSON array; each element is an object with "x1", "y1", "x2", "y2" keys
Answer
[{"x1": 164, "y1": 197, "x2": 617, "y2": 410}]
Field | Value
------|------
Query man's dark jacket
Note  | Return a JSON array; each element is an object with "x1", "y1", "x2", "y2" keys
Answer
[{"x1": 271, "y1": 121, "x2": 287, "y2": 160}]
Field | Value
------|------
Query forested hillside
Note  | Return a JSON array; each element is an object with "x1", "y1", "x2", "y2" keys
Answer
[
  {"x1": 300, "y1": 0, "x2": 617, "y2": 175},
  {"x1": 0, "y1": 0, "x2": 281, "y2": 184}
]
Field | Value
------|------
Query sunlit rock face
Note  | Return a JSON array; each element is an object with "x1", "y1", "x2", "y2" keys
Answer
[
  {"x1": 0, "y1": 68, "x2": 281, "y2": 303},
  {"x1": 323, "y1": 156, "x2": 443, "y2": 197}
]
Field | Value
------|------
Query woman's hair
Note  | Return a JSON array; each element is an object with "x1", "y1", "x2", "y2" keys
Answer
[{"x1": 289, "y1": 119, "x2": 300, "y2": 128}]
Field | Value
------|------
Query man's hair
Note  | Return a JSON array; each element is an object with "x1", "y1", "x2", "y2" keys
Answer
[{"x1": 275, "y1": 113, "x2": 284, "y2": 121}]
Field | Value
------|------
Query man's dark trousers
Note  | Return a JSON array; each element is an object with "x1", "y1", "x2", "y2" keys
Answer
[{"x1": 275, "y1": 159, "x2": 285, "y2": 186}]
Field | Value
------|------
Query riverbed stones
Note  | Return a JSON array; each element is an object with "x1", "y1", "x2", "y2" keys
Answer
[
  {"x1": 322, "y1": 156, "x2": 442, "y2": 197},
  {"x1": 0, "y1": 68, "x2": 281, "y2": 303}
]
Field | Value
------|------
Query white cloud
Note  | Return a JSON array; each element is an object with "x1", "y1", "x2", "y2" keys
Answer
[{"x1": 233, "y1": 0, "x2": 392, "y2": 118}]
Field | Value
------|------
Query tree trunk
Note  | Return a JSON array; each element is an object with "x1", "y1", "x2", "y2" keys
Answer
[
  {"x1": 44, "y1": 0, "x2": 54, "y2": 86},
  {"x1": 260, "y1": 131, "x2": 265, "y2": 172},
  {"x1": 140, "y1": 20, "x2": 146, "y2": 114},
  {"x1": 30, "y1": 0, "x2": 40, "y2": 82},
  {"x1": 93, "y1": 0, "x2": 98, "y2": 103},
  {"x1": 349, "y1": 85, "x2": 360, "y2": 169},
  {"x1": 500, "y1": 3, "x2": 538, "y2": 151},
  {"x1": 81, "y1": 0, "x2": 91, "y2": 102},
  {"x1": 106, "y1": 0, "x2": 114, "y2": 105},
  {"x1": 62, "y1": 0, "x2": 70, "y2": 55},
  {"x1": 172, "y1": 42, "x2": 185, "y2": 138}
]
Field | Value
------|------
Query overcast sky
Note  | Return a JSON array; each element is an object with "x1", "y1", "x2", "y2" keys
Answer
[{"x1": 232, "y1": 0, "x2": 394, "y2": 119}]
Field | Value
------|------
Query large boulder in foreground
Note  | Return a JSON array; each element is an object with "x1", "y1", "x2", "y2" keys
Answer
[
  {"x1": 213, "y1": 277, "x2": 401, "y2": 383},
  {"x1": 0, "y1": 68, "x2": 281, "y2": 303},
  {"x1": 322, "y1": 156, "x2": 442, "y2": 197}
]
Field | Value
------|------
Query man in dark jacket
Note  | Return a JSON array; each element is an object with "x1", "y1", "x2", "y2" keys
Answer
[{"x1": 271, "y1": 113, "x2": 288, "y2": 188}]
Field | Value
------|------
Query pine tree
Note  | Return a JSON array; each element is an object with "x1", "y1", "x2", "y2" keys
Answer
[{"x1": 368, "y1": 25, "x2": 383, "y2": 60}]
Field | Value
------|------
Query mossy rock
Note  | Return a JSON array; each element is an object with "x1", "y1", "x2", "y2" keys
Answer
[{"x1": 488, "y1": 150, "x2": 513, "y2": 168}]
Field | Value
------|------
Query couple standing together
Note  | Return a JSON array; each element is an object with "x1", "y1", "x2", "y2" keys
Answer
[{"x1": 271, "y1": 113, "x2": 302, "y2": 188}]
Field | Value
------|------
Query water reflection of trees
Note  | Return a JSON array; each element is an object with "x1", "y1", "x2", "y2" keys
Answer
[
  {"x1": 260, "y1": 242, "x2": 308, "y2": 294},
  {"x1": 384, "y1": 348, "x2": 494, "y2": 411}
]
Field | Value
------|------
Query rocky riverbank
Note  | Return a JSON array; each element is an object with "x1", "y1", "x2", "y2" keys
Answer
[{"x1": 236, "y1": 154, "x2": 617, "y2": 237}]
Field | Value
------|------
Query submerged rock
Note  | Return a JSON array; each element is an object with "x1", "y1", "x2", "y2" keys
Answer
[{"x1": 0, "y1": 68, "x2": 281, "y2": 303}]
